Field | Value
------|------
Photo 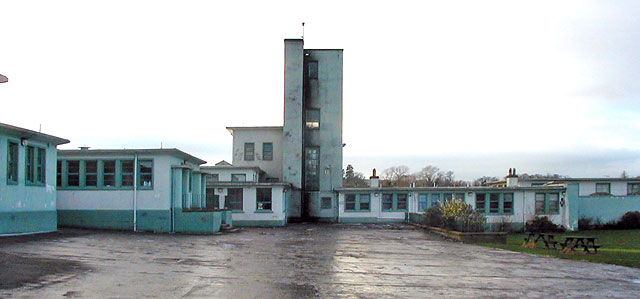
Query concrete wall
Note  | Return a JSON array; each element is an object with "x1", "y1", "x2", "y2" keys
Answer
[
  {"x1": 0, "y1": 134, "x2": 58, "y2": 234},
  {"x1": 202, "y1": 167, "x2": 259, "y2": 182},
  {"x1": 230, "y1": 128, "x2": 283, "y2": 180},
  {"x1": 283, "y1": 39, "x2": 304, "y2": 189},
  {"x1": 578, "y1": 181, "x2": 632, "y2": 196},
  {"x1": 210, "y1": 184, "x2": 287, "y2": 226},
  {"x1": 565, "y1": 182, "x2": 640, "y2": 226},
  {"x1": 57, "y1": 153, "x2": 216, "y2": 233},
  {"x1": 305, "y1": 49, "x2": 344, "y2": 220}
]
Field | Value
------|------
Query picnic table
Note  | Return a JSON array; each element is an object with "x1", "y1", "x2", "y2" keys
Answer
[
  {"x1": 560, "y1": 236, "x2": 601, "y2": 253},
  {"x1": 523, "y1": 232, "x2": 559, "y2": 249}
]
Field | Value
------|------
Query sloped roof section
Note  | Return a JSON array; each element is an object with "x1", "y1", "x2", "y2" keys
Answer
[{"x1": 58, "y1": 148, "x2": 206, "y2": 165}]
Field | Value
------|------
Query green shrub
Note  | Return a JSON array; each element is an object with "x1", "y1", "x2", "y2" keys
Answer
[
  {"x1": 526, "y1": 216, "x2": 565, "y2": 233},
  {"x1": 423, "y1": 207, "x2": 443, "y2": 227},
  {"x1": 441, "y1": 200, "x2": 486, "y2": 232},
  {"x1": 619, "y1": 211, "x2": 640, "y2": 229},
  {"x1": 578, "y1": 216, "x2": 594, "y2": 230}
]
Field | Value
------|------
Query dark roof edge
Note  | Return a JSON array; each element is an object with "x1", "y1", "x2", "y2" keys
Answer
[
  {"x1": 0, "y1": 122, "x2": 69, "y2": 145},
  {"x1": 58, "y1": 148, "x2": 206, "y2": 165}
]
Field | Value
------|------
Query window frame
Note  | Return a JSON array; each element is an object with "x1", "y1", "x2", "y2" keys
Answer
[
  {"x1": 345, "y1": 194, "x2": 357, "y2": 211},
  {"x1": 66, "y1": 160, "x2": 80, "y2": 187},
  {"x1": 381, "y1": 193, "x2": 394, "y2": 211},
  {"x1": 418, "y1": 194, "x2": 428, "y2": 211},
  {"x1": 231, "y1": 173, "x2": 246, "y2": 182},
  {"x1": 24, "y1": 145, "x2": 35, "y2": 184},
  {"x1": 7, "y1": 141, "x2": 19, "y2": 185},
  {"x1": 102, "y1": 160, "x2": 117, "y2": 188},
  {"x1": 595, "y1": 183, "x2": 611, "y2": 195},
  {"x1": 628, "y1": 183, "x2": 640, "y2": 195},
  {"x1": 137, "y1": 159, "x2": 153, "y2": 189},
  {"x1": 256, "y1": 188, "x2": 272, "y2": 211},
  {"x1": 84, "y1": 160, "x2": 98, "y2": 187},
  {"x1": 120, "y1": 160, "x2": 134, "y2": 187},
  {"x1": 535, "y1": 192, "x2": 560, "y2": 215},
  {"x1": 244, "y1": 142, "x2": 255, "y2": 161},
  {"x1": 36, "y1": 147, "x2": 46, "y2": 184},
  {"x1": 262, "y1": 142, "x2": 273, "y2": 161},
  {"x1": 226, "y1": 188, "x2": 244, "y2": 212}
]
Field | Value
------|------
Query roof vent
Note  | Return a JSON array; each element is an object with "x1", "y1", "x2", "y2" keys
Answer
[{"x1": 79, "y1": 146, "x2": 90, "y2": 150}]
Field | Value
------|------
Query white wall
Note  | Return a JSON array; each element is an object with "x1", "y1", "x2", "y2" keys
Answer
[
  {"x1": 579, "y1": 181, "x2": 628, "y2": 196},
  {"x1": 215, "y1": 185, "x2": 287, "y2": 223},
  {"x1": 57, "y1": 154, "x2": 199, "y2": 211},
  {"x1": 338, "y1": 191, "x2": 407, "y2": 221},
  {"x1": 231, "y1": 128, "x2": 283, "y2": 180},
  {"x1": 202, "y1": 167, "x2": 258, "y2": 182}
]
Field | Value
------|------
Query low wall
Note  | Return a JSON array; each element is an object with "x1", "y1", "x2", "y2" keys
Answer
[
  {"x1": 577, "y1": 196, "x2": 640, "y2": 224},
  {"x1": 174, "y1": 210, "x2": 223, "y2": 234},
  {"x1": 411, "y1": 223, "x2": 507, "y2": 244}
]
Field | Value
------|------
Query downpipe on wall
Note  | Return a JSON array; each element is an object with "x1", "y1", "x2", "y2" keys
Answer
[{"x1": 133, "y1": 154, "x2": 138, "y2": 232}]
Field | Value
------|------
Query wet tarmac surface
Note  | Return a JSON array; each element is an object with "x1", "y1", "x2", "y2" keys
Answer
[{"x1": 1, "y1": 224, "x2": 640, "y2": 298}]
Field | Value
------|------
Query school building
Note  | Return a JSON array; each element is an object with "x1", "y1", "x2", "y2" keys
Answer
[{"x1": 0, "y1": 122, "x2": 69, "y2": 235}]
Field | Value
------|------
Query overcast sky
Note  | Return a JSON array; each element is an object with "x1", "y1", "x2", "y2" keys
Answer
[{"x1": 1, "y1": 1, "x2": 639, "y2": 180}]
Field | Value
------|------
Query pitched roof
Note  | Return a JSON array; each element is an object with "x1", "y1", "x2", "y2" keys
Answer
[{"x1": 0, "y1": 122, "x2": 69, "y2": 145}]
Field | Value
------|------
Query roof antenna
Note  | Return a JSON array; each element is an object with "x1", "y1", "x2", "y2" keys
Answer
[{"x1": 302, "y1": 22, "x2": 305, "y2": 40}]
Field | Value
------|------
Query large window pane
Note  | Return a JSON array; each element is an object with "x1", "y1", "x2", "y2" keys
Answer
[
  {"x1": 231, "y1": 174, "x2": 246, "y2": 182},
  {"x1": 305, "y1": 109, "x2": 320, "y2": 129},
  {"x1": 262, "y1": 143, "x2": 273, "y2": 161},
  {"x1": 595, "y1": 183, "x2": 610, "y2": 194},
  {"x1": 397, "y1": 194, "x2": 408, "y2": 210},
  {"x1": 56, "y1": 160, "x2": 62, "y2": 187},
  {"x1": 226, "y1": 188, "x2": 243, "y2": 211},
  {"x1": 244, "y1": 143, "x2": 254, "y2": 161},
  {"x1": 419, "y1": 194, "x2": 428, "y2": 211},
  {"x1": 85, "y1": 160, "x2": 98, "y2": 187},
  {"x1": 121, "y1": 160, "x2": 134, "y2": 186},
  {"x1": 430, "y1": 194, "x2": 440, "y2": 207},
  {"x1": 139, "y1": 160, "x2": 153, "y2": 187},
  {"x1": 503, "y1": 193, "x2": 514, "y2": 214},
  {"x1": 345, "y1": 194, "x2": 356, "y2": 211},
  {"x1": 67, "y1": 160, "x2": 80, "y2": 187},
  {"x1": 25, "y1": 146, "x2": 34, "y2": 183},
  {"x1": 535, "y1": 193, "x2": 546, "y2": 214},
  {"x1": 489, "y1": 193, "x2": 500, "y2": 213},
  {"x1": 36, "y1": 148, "x2": 46, "y2": 184},
  {"x1": 359, "y1": 194, "x2": 370, "y2": 211},
  {"x1": 548, "y1": 193, "x2": 559, "y2": 214},
  {"x1": 382, "y1": 194, "x2": 393, "y2": 211},
  {"x1": 256, "y1": 188, "x2": 272, "y2": 210},
  {"x1": 7, "y1": 142, "x2": 18, "y2": 183},
  {"x1": 475, "y1": 193, "x2": 485, "y2": 213},
  {"x1": 103, "y1": 160, "x2": 116, "y2": 187}
]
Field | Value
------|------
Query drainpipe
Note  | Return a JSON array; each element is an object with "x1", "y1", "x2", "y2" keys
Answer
[
  {"x1": 522, "y1": 190, "x2": 526, "y2": 232},
  {"x1": 133, "y1": 154, "x2": 138, "y2": 232}
]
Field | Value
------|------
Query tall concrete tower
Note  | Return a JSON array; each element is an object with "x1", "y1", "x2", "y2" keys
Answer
[{"x1": 283, "y1": 39, "x2": 343, "y2": 222}]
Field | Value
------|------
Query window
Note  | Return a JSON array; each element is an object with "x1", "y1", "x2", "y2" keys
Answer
[
  {"x1": 226, "y1": 188, "x2": 243, "y2": 211},
  {"x1": 208, "y1": 174, "x2": 219, "y2": 183},
  {"x1": 345, "y1": 194, "x2": 356, "y2": 211},
  {"x1": 444, "y1": 193, "x2": 453, "y2": 202},
  {"x1": 305, "y1": 109, "x2": 320, "y2": 129},
  {"x1": 489, "y1": 193, "x2": 500, "y2": 214},
  {"x1": 418, "y1": 194, "x2": 428, "y2": 211},
  {"x1": 430, "y1": 194, "x2": 440, "y2": 207},
  {"x1": 382, "y1": 194, "x2": 393, "y2": 211},
  {"x1": 25, "y1": 146, "x2": 34, "y2": 183},
  {"x1": 103, "y1": 160, "x2": 116, "y2": 187},
  {"x1": 307, "y1": 60, "x2": 318, "y2": 79},
  {"x1": 359, "y1": 194, "x2": 371, "y2": 211},
  {"x1": 7, "y1": 142, "x2": 18, "y2": 183},
  {"x1": 628, "y1": 183, "x2": 640, "y2": 195},
  {"x1": 121, "y1": 160, "x2": 134, "y2": 186},
  {"x1": 67, "y1": 161, "x2": 80, "y2": 187},
  {"x1": 256, "y1": 188, "x2": 272, "y2": 210},
  {"x1": 595, "y1": 183, "x2": 610, "y2": 194},
  {"x1": 56, "y1": 160, "x2": 62, "y2": 187},
  {"x1": 321, "y1": 197, "x2": 332, "y2": 209},
  {"x1": 396, "y1": 194, "x2": 408, "y2": 211},
  {"x1": 262, "y1": 143, "x2": 273, "y2": 161},
  {"x1": 206, "y1": 188, "x2": 219, "y2": 209},
  {"x1": 231, "y1": 174, "x2": 246, "y2": 182},
  {"x1": 244, "y1": 143, "x2": 254, "y2": 161},
  {"x1": 138, "y1": 160, "x2": 153, "y2": 187},
  {"x1": 85, "y1": 160, "x2": 98, "y2": 187},
  {"x1": 549, "y1": 193, "x2": 559, "y2": 214},
  {"x1": 36, "y1": 148, "x2": 46, "y2": 184},
  {"x1": 304, "y1": 147, "x2": 319, "y2": 191},
  {"x1": 503, "y1": 193, "x2": 514, "y2": 214},
  {"x1": 475, "y1": 193, "x2": 486, "y2": 213},
  {"x1": 535, "y1": 193, "x2": 546, "y2": 214}
]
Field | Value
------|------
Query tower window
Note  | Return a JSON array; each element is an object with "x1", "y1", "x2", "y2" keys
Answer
[
  {"x1": 308, "y1": 61, "x2": 318, "y2": 79},
  {"x1": 305, "y1": 109, "x2": 320, "y2": 129}
]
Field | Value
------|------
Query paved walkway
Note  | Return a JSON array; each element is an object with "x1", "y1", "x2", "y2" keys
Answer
[{"x1": 1, "y1": 224, "x2": 639, "y2": 298}]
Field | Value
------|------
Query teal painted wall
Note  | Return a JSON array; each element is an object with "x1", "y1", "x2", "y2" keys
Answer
[
  {"x1": 0, "y1": 211, "x2": 57, "y2": 234},
  {"x1": 232, "y1": 219, "x2": 286, "y2": 227},
  {"x1": 174, "y1": 210, "x2": 222, "y2": 234},
  {"x1": 58, "y1": 210, "x2": 171, "y2": 232},
  {"x1": 576, "y1": 195, "x2": 640, "y2": 224},
  {"x1": 339, "y1": 217, "x2": 405, "y2": 224},
  {"x1": 1, "y1": 133, "x2": 59, "y2": 235}
]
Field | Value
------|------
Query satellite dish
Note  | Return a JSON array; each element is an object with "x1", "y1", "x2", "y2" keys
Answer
[{"x1": 0, "y1": 74, "x2": 7, "y2": 83}]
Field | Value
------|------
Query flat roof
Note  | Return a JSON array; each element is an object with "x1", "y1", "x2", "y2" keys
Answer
[
  {"x1": 206, "y1": 181, "x2": 291, "y2": 187},
  {"x1": 201, "y1": 165, "x2": 263, "y2": 172},
  {"x1": 58, "y1": 148, "x2": 206, "y2": 165},
  {"x1": 0, "y1": 122, "x2": 69, "y2": 145},
  {"x1": 521, "y1": 178, "x2": 640, "y2": 182},
  {"x1": 226, "y1": 126, "x2": 283, "y2": 135},
  {"x1": 337, "y1": 186, "x2": 566, "y2": 192}
]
